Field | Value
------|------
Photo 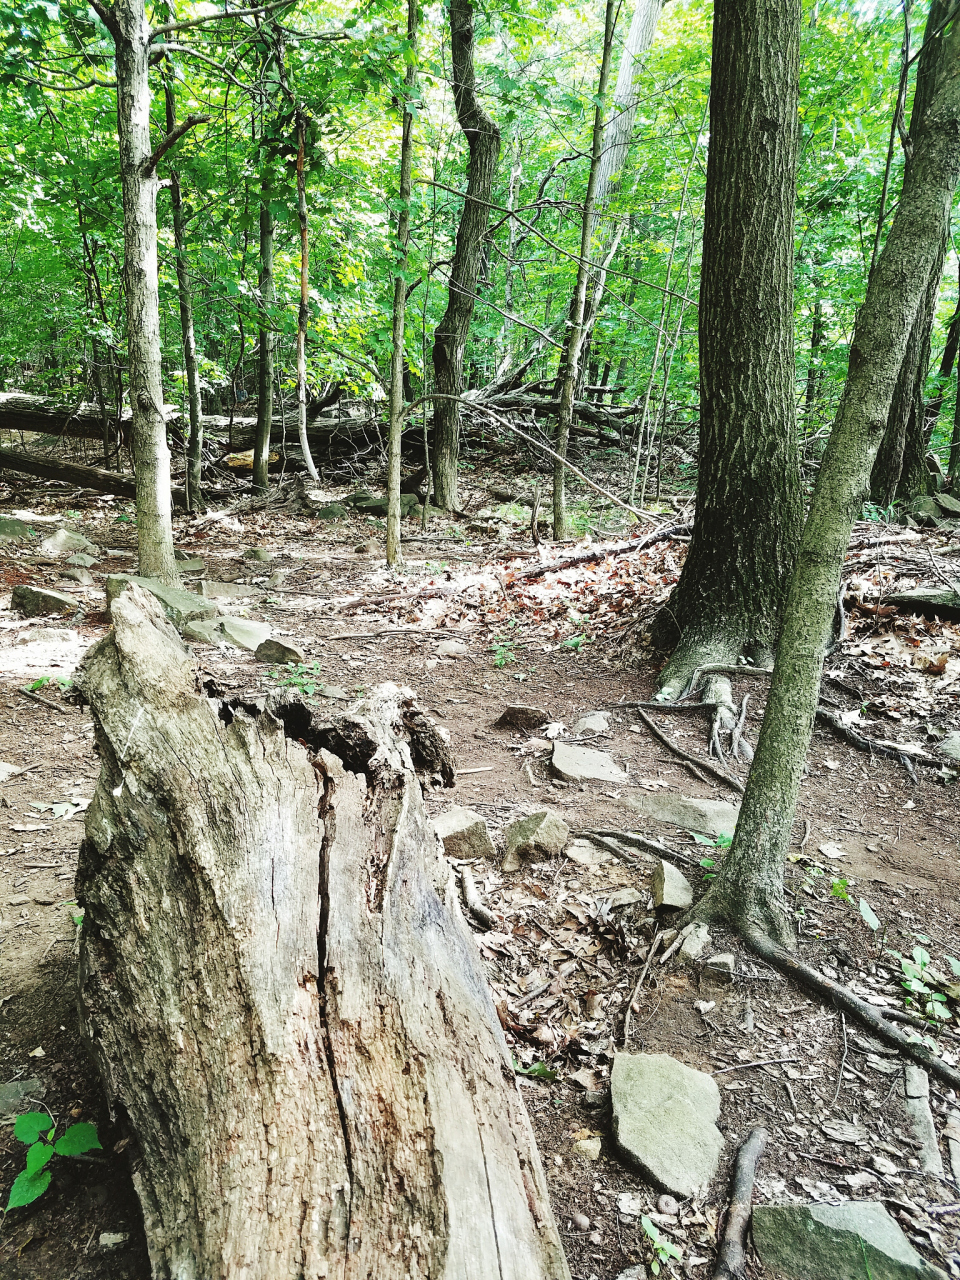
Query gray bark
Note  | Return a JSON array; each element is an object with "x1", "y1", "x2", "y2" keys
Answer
[
  {"x1": 253, "y1": 186, "x2": 275, "y2": 494},
  {"x1": 296, "y1": 112, "x2": 321, "y2": 485},
  {"x1": 75, "y1": 584, "x2": 570, "y2": 1279}
]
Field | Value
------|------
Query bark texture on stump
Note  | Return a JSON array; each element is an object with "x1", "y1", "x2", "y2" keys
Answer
[{"x1": 75, "y1": 584, "x2": 568, "y2": 1280}]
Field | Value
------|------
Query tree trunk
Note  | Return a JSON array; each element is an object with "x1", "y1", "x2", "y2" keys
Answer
[
  {"x1": 691, "y1": 14, "x2": 960, "y2": 949},
  {"x1": 0, "y1": 447, "x2": 187, "y2": 506},
  {"x1": 552, "y1": 0, "x2": 618, "y2": 539},
  {"x1": 75, "y1": 584, "x2": 570, "y2": 1280},
  {"x1": 253, "y1": 182, "x2": 275, "y2": 494},
  {"x1": 296, "y1": 111, "x2": 320, "y2": 485},
  {"x1": 387, "y1": 0, "x2": 418, "y2": 567},
  {"x1": 430, "y1": 0, "x2": 500, "y2": 510},
  {"x1": 804, "y1": 295, "x2": 825, "y2": 422},
  {"x1": 163, "y1": 73, "x2": 203, "y2": 513},
  {"x1": 99, "y1": 0, "x2": 179, "y2": 583},
  {"x1": 651, "y1": 0, "x2": 803, "y2": 699}
]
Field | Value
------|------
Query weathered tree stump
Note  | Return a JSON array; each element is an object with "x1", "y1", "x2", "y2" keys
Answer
[{"x1": 75, "y1": 585, "x2": 569, "y2": 1280}]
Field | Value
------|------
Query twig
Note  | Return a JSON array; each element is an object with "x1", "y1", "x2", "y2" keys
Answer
[
  {"x1": 928, "y1": 545, "x2": 960, "y2": 596},
  {"x1": 712, "y1": 1126, "x2": 767, "y2": 1280},
  {"x1": 711, "y1": 1057, "x2": 797, "y2": 1076},
  {"x1": 514, "y1": 959, "x2": 578, "y2": 1009},
  {"x1": 530, "y1": 484, "x2": 541, "y2": 546},
  {"x1": 516, "y1": 523, "x2": 692, "y2": 582},
  {"x1": 623, "y1": 931, "x2": 661, "y2": 1048},
  {"x1": 459, "y1": 866, "x2": 497, "y2": 931},
  {"x1": 616, "y1": 699, "x2": 720, "y2": 713},
  {"x1": 830, "y1": 1012, "x2": 848, "y2": 1108},
  {"x1": 632, "y1": 708, "x2": 745, "y2": 795},
  {"x1": 18, "y1": 686, "x2": 66, "y2": 712}
]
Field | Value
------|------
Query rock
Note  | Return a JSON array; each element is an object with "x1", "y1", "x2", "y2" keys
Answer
[
  {"x1": 570, "y1": 1212, "x2": 591, "y2": 1231},
  {"x1": 11, "y1": 584, "x2": 78, "y2": 617},
  {"x1": 679, "y1": 922, "x2": 712, "y2": 962},
  {"x1": 318, "y1": 685, "x2": 351, "y2": 701},
  {"x1": 571, "y1": 711, "x2": 610, "y2": 735},
  {"x1": 175, "y1": 557, "x2": 205, "y2": 573},
  {"x1": 65, "y1": 552, "x2": 97, "y2": 567},
  {"x1": 0, "y1": 515, "x2": 33, "y2": 541},
  {"x1": 614, "y1": 1268, "x2": 647, "y2": 1280},
  {"x1": 0, "y1": 1077, "x2": 44, "y2": 1115},
  {"x1": 494, "y1": 704, "x2": 550, "y2": 730},
  {"x1": 60, "y1": 567, "x2": 94, "y2": 586},
  {"x1": 870, "y1": 1153, "x2": 899, "y2": 1176},
  {"x1": 99, "y1": 1233, "x2": 130, "y2": 1253},
  {"x1": 752, "y1": 1201, "x2": 947, "y2": 1280},
  {"x1": 503, "y1": 810, "x2": 570, "y2": 872},
  {"x1": 611, "y1": 1053, "x2": 724, "y2": 1197},
  {"x1": 38, "y1": 527, "x2": 97, "y2": 557},
  {"x1": 888, "y1": 588, "x2": 960, "y2": 621},
  {"x1": 219, "y1": 617, "x2": 272, "y2": 652},
  {"x1": 657, "y1": 1195, "x2": 679, "y2": 1217},
  {"x1": 15, "y1": 626, "x2": 74, "y2": 644},
  {"x1": 904, "y1": 1064, "x2": 944, "y2": 1176},
  {"x1": 199, "y1": 579, "x2": 259, "y2": 599},
  {"x1": 354, "y1": 540, "x2": 379, "y2": 555},
  {"x1": 182, "y1": 619, "x2": 222, "y2": 644},
  {"x1": 344, "y1": 490, "x2": 375, "y2": 507},
  {"x1": 432, "y1": 806, "x2": 495, "y2": 860},
  {"x1": 243, "y1": 548, "x2": 273, "y2": 562},
  {"x1": 316, "y1": 503, "x2": 348, "y2": 520},
  {"x1": 937, "y1": 731, "x2": 960, "y2": 763},
  {"x1": 566, "y1": 837, "x2": 614, "y2": 867},
  {"x1": 551, "y1": 740, "x2": 626, "y2": 784},
  {"x1": 617, "y1": 1192, "x2": 645, "y2": 1219},
  {"x1": 572, "y1": 1137, "x2": 601, "y2": 1160},
  {"x1": 652, "y1": 859, "x2": 693, "y2": 910},
  {"x1": 906, "y1": 495, "x2": 945, "y2": 522},
  {"x1": 627, "y1": 792, "x2": 739, "y2": 840},
  {"x1": 255, "y1": 638, "x2": 306, "y2": 665},
  {"x1": 605, "y1": 888, "x2": 644, "y2": 908},
  {"x1": 354, "y1": 497, "x2": 389, "y2": 516},
  {"x1": 436, "y1": 640, "x2": 468, "y2": 657},
  {"x1": 935, "y1": 491, "x2": 960, "y2": 516},
  {"x1": 106, "y1": 575, "x2": 217, "y2": 628},
  {"x1": 704, "y1": 953, "x2": 736, "y2": 981}
]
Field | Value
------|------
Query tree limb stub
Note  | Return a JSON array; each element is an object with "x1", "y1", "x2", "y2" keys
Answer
[
  {"x1": 712, "y1": 1126, "x2": 767, "y2": 1280},
  {"x1": 75, "y1": 584, "x2": 570, "y2": 1280}
]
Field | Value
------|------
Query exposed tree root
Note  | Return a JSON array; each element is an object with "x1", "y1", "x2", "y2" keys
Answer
[
  {"x1": 815, "y1": 706, "x2": 940, "y2": 777},
  {"x1": 631, "y1": 707, "x2": 745, "y2": 794},
  {"x1": 712, "y1": 1126, "x2": 767, "y2": 1280},
  {"x1": 516, "y1": 522, "x2": 691, "y2": 581}
]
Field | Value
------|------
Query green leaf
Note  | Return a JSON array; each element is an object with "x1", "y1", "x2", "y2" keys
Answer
[
  {"x1": 6, "y1": 1167, "x2": 51, "y2": 1210},
  {"x1": 54, "y1": 1121, "x2": 101, "y2": 1157},
  {"x1": 13, "y1": 1112, "x2": 51, "y2": 1145},
  {"x1": 859, "y1": 898, "x2": 881, "y2": 931},
  {"x1": 947, "y1": 956, "x2": 960, "y2": 977},
  {"x1": 25, "y1": 1140, "x2": 54, "y2": 1176}
]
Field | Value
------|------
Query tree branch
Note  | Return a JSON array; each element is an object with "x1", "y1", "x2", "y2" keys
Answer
[
  {"x1": 143, "y1": 114, "x2": 211, "y2": 176},
  {"x1": 149, "y1": 0, "x2": 298, "y2": 42},
  {"x1": 88, "y1": 0, "x2": 119, "y2": 39},
  {"x1": 150, "y1": 44, "x2": 255, "y2": 95}
]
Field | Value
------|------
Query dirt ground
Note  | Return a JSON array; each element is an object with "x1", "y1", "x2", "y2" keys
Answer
[{"x1": 0, "y1": 475, "x2": 959, "y2": 1279}]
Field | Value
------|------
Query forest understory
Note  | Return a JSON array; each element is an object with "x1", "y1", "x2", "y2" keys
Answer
[{"x1": 0, "y1": 458, "x2": 958, "y2": 1280}]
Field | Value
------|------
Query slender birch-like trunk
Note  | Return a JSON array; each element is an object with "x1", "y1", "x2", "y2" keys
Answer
[{"x1": 295, "y1": 111, "x2": 320, "y2": 485}]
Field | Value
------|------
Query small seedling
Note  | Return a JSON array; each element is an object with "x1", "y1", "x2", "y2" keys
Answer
[
  {"x1": 892, "y1": 946, "x2": 951, "y2": 1023},
  {"x1": 831, "y1": 878, "x2": 851, "y2": 902},
  {"x1": 511, "y1": 1056, "x2": 558, "y2": 1082},
  {"x1": 560, "y1": 632, "x2": 590, "y2": 652},
  {"x1": 6, "y1": 1114, "x2": 101, "y2": 1210},
  {"x1": 490, "y1": 632, "x2": 517, "y2": 668},
  {"x1": 271, "y1": 661, "x2": 325, "y2": 696},
  {"x1": 699, "y1": 857, "x2": 716, "y2": 881},
  {"x1": 640, "y1": 1215, "x2": 682, "y2": 1275},
  {"x1": 28, "y1": 676, "x2": 72, "y2": 693}
]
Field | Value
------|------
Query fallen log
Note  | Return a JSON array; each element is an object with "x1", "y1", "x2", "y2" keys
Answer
[
  {"x1": 0, "y1": 391, "x2": 125, "y2": 444},
  {"x1": 75, "y1": 584, "x2": 570, "y2": 1280},
  {"x1": 0, "y1": 448, "x2": 188, "y2": 509}
]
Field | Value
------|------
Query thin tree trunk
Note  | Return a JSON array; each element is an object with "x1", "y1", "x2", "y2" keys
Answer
[
  {"x1": 163, "y1": 73, "x2": 203, "y2": 513},
  {"x1": 254, "y1": 182, "x2": 275, "y2": 494},
  {"x1": 692, "y1": 16, "x2": 960, "y2": 948},
  {"x1": 652, "y1": 0, "x2": 802, "y2": 698},
  {"x1": 496, "y1": 132, "x2": 522, "y2": 377},
  {"x1": 804, "y1": 295, "x2": 825, "y2": 422},
  {"x1": 430, "y1": 0, "x2": 500, "y2": 510},
  {"x1": 76, "y1": 584, "x2": 571, "y2": 1280},
  {"x1": 92, "y1": 0, "x2": 179, "y2": 584},
  {"x1": 296, "y1": 111, "x2": 320, "y2": 485},
  {"x1": 387, "y1": 0, "x2": 418, "y2": 567}
]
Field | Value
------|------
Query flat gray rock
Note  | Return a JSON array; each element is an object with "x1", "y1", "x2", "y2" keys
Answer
[
  {"x1": 937, "y1": 731, "x2": 960, "y2": 763},
  {"x1": 679, "y1": 922, "x2": 712, "y2": 961},
  {"x1": 243, "y1": 548, "x2": 273, "y2": 562},
  {"x1": 255, "y1": 638, "x2": 306, "y2": 665},
  {"x1": 106, "y1": 575, "x2": 217, "y2": 628},
  {"x1": 753, "y1": 1201, "x2": 947, "y2": 1280},
  {"x1": 0, "y1": 1077, "x2": 44, "y2": 1116},
  {"x1": 627, "y1": 792, "x2": 739, "y2": 840},
  {"x1": 611, "y1": 1053, "x2": 723, "y2": 1197},
  {"x1": 174, "y1": 557, "x2": 205, "y2": 574},
  {"x1": 503, "y1": 810, "x2": 570, "y2": 872},
  {"x1": 61, "y1": 567, "x2": 94, "y2": 586},
  {"x1": 11, "y1": 584, "x2": 77, "y2": 617},
  {"x1": 182, "y1": 619, "x2": 222, "y2": 644},
  {"x1": 551, "y1": 740, "x2": 626, "y2": 784},
  {"x1": 66, "y1": 552, "x2": 97, "y2": 568},
  {"x1": 38, "y1": 527, "x2": 97, "y2": 558},
  {"x1": 432, "y1": 806, "x2": 495, "y2": 860},
  {"x1": 652, "y1": 859, "x2": 693, "y2": 910},
  {"x1": 219, "y1": 617, "x2": 271, "y2": 651},
  {"x1": 0, "y1": 516, "x2": 33, "y2": 542},
  {"x1": 572, "y1": 711, "x2": 610, "y2": 735},
  {"x1": 199, "y1": 579, "x2": 259, "y2": 599},
  {"x1": 494, "y1": 704, "x2": 550, "y2": 731}
]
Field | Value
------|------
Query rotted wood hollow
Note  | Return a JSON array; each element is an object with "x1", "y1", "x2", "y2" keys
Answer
[{"x1": 75, "y1": 585, "x2": 569, "y2": 1280}]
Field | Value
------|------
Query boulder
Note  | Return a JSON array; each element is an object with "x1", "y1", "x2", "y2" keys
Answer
[
  {"x1": 611, "y1": 1053, "x2": 724, "y2": 1197},
  {"x1": 888, "y1": 589, "x2": 960, "y2": 620},
  {"x1": 173, "y1": 557, "x2": 205, "y2": 573},
  {"x1": 432, "y1": 806, "x2": 496, "y2": 860},
  {"x1": 316, "y1": 503, "x2": 348, "y2": 520},
  {"x1": 61, "y1": 567, "x2": 94, "y2": 586},
  {"x1": 494, "y1": 704, "x2": 550, "y2": 731},
  {"x1": 106, "y1": 575, "x2": 217, "y2": 629},
  {"x1": 571, "y1": 711, "x2": 610, "y2": 735},
  {"x1": 752, "y1": 1201, "x2": 947, "y2": 1280},
  {"x1": 11, "y1": 584, "x2": 78, "y2": 617},
  {"x1": 936, "y1": 491, "x2": 960, "y2": 516},
  {"x1": 652, "y1": 859, "x2": 693, "y2": 910},
  {"x1": 219, "y1": 617, "x2": 271, "y2": 652},
  {"x1": 551, "y1": 741, "x2": 626, "y2": 784},
  {"x1": 627, "y1": 792, "x2": 739, "y2": 840},
  {"x1": 503, "y1": 810, "x2": 570, "y2": 872},
  {"x1": 66, "y1": 552, "x2": 98, "y2": 568},
  {"x1": 38, "y1": 527, "x2": 98, "y2": 558},
  {"x1": 243, "y1": 548, "x2": 273, "y2": 562},
  {"x1": 182, "y1": 620, "x2": 222, "y2": 644},
  {"x1": 0, "y1": 515, "x2": 33, "y2": 542},
  {"x1": 199, "y1": 579, "x2": 259, "y2": 599},
  {"x1": 354, "y1": 497, "x2": 389, "y2": 516},
  {"x1": 255, "y1": 638, "x2": 306, "y2": 665}
]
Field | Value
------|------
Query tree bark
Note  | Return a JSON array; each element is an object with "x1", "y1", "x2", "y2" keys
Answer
[
  {"x1": 691, "y1": 15, "x2": 960, "y2": 949},
  {"x1": 253, "y1": 182, "x2": 275, "y2": 494},
  {"x1": 0, "y1": 447, "x2": 187, "y2": 506},
  {"x1": 430, "y1": 0, "x2": 500, "y2": 510},
  {"x1": 295, "y1": 111, "x2": 321, "y2": 486},
  {"x1": 387, "y1": 0, "x2": 418, "y2": 567},
  {"x1": 552, "y1": 0, "x2": 618, "y2": 539},
  {"x1": 652, "y1": 0, "x2": 803, "y2": 699},
  {"x1": 163, "y1": 72, "x2": 203, "y2": 513},
  {"x1": 75, "y1": 584, "x2": 570, "y2": 1280}
]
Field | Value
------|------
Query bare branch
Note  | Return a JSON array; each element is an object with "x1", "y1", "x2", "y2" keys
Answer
[
  {"x1": 149, "y1": 0, "x2": 298, "y2": 42},
  {"x1": 143, "y1": 113, "x2": 211, "y2": 176},
  {"x1": 88, "y1": 0, "x2": 119, "y2": 39},
  {"x1": 151, "y1": 44, "x2": 253, "y2": 95}
]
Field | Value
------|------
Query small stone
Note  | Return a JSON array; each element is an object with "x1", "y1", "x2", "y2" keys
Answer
[
  {"x1": 219, "y1": 618, "x2": 271, "y2": 652},
  {"x1": 614, "y1": 1267, "x2": 648, "y2": 1280},
  {"x1": 494, "y1": 704, "x2": 550, "y2": 730},
  {"x1": 617, "y1": 1192, "x2": 645, "y2": 1219},
  {"x1": 255, "y1": 638, "x2": 306, "y2": 665},
  {"x1": 99, "y1": 1233, "x2": 130, "y2": 1253},
  {"x1": 243, "y1": 547, "x2": 273, "y2": 561},
  {"x1": 437, "y1": 640, "x2": 468, "y2": 657},
  {"x1": 15, "y1": 626, "x2": 74, "y2": 644},
  {"x1": 425, "y1": 658, "x2": 439, "y2": 671},
  {"x1": 266, "y1": 570, "x2": 291, "y2": 588},
  {"x1": 572, "y1": 1137, "x2": 601, "y2": 1161},
  {"x1": 570, "y1": 1212, "x2": 591, "y2": 1231},
  {"x1": 354, "y1": 541, "x2": 378, "y2": 555},
  {"x1": 502, "y1": 810, "x2": 570, "y2": 872},
  {"x1": 182, "y1": 619, "x2": 221, "y2": 644},
  {"x1": 605, "y1": 887, "x2": 644, "y2": 908},
  {"x1": 318, "y1": 685, "x2": 350, "y2": 701},
  {"x1": 566, "y1": 838, "x2": 614, "y2": 867},
  {"x1": 937, "y1": 731, "x2": 960, "y2": 763},
  {"x1": 38, "y1": 527, "x2": 97, "y2": 558},
  {"x1": 0, "y1": 1077, "x2": 44, "y2": 1115},
  {"x1": 66, "y1": 552, "x2": 97, "y2": 567},
  {"x1": 199, "y1": 579, "x2": 259, "y2": 599},
  {"x1": 651, "y1": 859, "x2": 693, "y2": 911},
  {"x1": 106, "y1": 575, "x2": 217, "y2": 628},
  {"x1": 870, "y1": 1153, "x2": 899, "y2": 1175},
  {"x1": 571, "y1": 711, "x2": 610, "y2": 735},
  {"x1": 432, "y1": 806, "x2": 495, "y2": 860},
  {"x1": 656, "y1": 1194, "x2": 679, "y2": 1216},
  {"x1": 60, "y1": 567, "x2": 94, "y2": 586},
  {"x1": 704, "y1": 953, "x2": 736, "y2": 981},
  {"x1": 11, "y1": 584, "x2": 77, "y2": 617},
  {"x1": 678, "y1": 922, "x2": 712, "y2": 962},
  {"x1": 174, "y1": 557, "x2": 205, "y2": 573},
  {"x1": 627, "y1": 792, "x2": 739, "y2": 840},
  {"x1": 551, "y1": 740, "x2": 626, "y2": 784},
  {"x1": 0, "y1": 515, "x2": 33, "y2": 541}
]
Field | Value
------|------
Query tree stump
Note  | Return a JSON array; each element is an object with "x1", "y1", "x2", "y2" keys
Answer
[{"x1": 75, "y1": 585, "x2": 569, "y2": 1280}]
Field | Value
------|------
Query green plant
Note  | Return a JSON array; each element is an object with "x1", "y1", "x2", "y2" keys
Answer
[
  {"x1": 511, "y1": 1056, "x2": 558, "y2": 1082},
  {"x1": 892, "y1": 946, "x2": 951, "y2": 1022},
  {"x1": 6, "y1": 1113, "x2": 101, "y2": 1210},
  {"x1": 699, "y1": 856, "x2": 716, "y2": 881},
  {"x1": 640, "y1": 1215, "x2": 681, "y2": 1275},
  {"x1": 831, "y1": 878, "x2": 851, "y2": 901},
  {"x1": 490, "y1": 629, "x2": 517, "y2": 668},
  {"x1": 560, "y1": 632, "x2": 591, "y2": 652},
  {"x1": 28, "y1": 676, "x2": 71, "y2": 692},
  {"x1": 112, "y1": 511, "x2": 136, "y2": 524},
  {"x1": 862, "y1": 500, "x2": 898, "y2": 523},
  {"x1": 271, "y1": 661, "x2": 325, "y2": 696}
]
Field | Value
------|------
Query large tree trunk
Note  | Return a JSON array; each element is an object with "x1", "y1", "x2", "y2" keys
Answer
[
  {"x1": 692, "y1": 13, "x2": 960, "y2": 949},
  {"x1": 75, "y1": 583, "x2": 569, "y2": 1280},
  {"x1": 430, "y1": 0, "x2": 500, "y2": 510},
  {"x1": 652, "y1": 0, "x2": 803, "y2": 699}
]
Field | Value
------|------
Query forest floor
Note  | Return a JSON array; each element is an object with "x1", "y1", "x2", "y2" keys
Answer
[{"x1": 0, "y1": 469, "x2": 959, "y2": 1279}]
